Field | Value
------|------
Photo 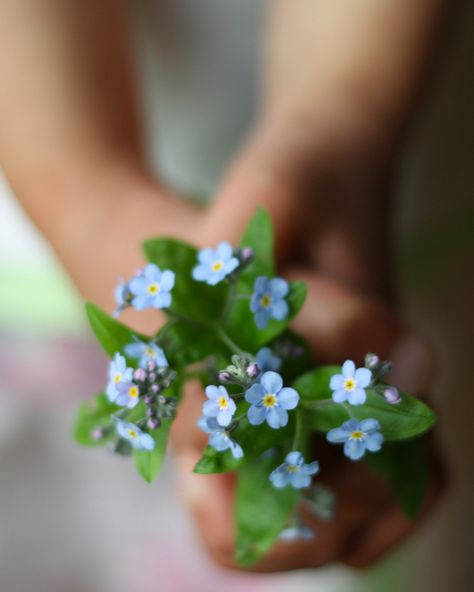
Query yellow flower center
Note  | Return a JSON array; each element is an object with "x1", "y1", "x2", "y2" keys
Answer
[
  {"x1": 263, "y1": 393, "x2": 277, "y2": 408},
  {"x1": 114, "y1": 373, "x2": 122, "y2": 383},
  {"x1": 126, "y1": 429, "x2": 138, "y2": 440},
  {"x1": 147, "y1": 283, "x2": 160, "y2": 294},
  {"x1": 129, "y1": 386, "x2": 139, "y2": 399},
  {"x1": 145, "y1": 347, "x2": 155, "y2": 357},
  {"x1": 218, "y1": 396, "x2": 228, "y2": 409},
  {"x1": 260, "y1": 294, "x2": 271, "y2": 308},
  {"x1": 212, "y1": 261, "x2": 224, "y2": 272},
  {"x1": 344, "y1": 378, "x2": 356, "y2": 391},
  {"x1": 350, "y1": 430, "x2": 364, "y2": 440},
  {"x1": 285, "y1": 464, "x2": 300, "y2": 473}
]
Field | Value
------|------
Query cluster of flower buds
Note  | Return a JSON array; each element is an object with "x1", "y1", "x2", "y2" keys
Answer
[
  {"x1": 218, "y1": 354, "x2": 260, "y2": 387},
  {"x1": 133, "y1": 360, "x2": 178, "y2": 429},
  {"x1": 364, "y1": 353, "x2": 401, "y2": 404}
]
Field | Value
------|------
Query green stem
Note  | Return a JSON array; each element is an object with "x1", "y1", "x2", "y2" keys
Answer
[
  {"x1": 216, "y1": 327, "x2": 245, "y2": 355},
  {"x1": 292, "y1": 410, "x2": 303, "y2": 451},
  {"x1": 342, "y1": 403, "x2": 355, "y2": 419},
  {"x1": 301, "y1": 399, "x2": 334, "y2": 410}
]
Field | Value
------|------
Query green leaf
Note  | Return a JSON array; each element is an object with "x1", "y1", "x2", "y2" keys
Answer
[
  {"x1": 143, "y1": 238, "x2": 228, "y2": 322},
  {"x1": 133, "y1": 418, "x2": 172, "y2": 483},
  {"x1": 235, "y1": 453, "x2": 300, "y2": 566},
  {"x1": 194, "y1": 413, "x2": 295, "y2": 474},
  {"x1": 365, "y1": 439, "x2": 430, "y2": 518},
  {"x1": 156, "y1": 319, "x2": 227, "y2": 368},
  {"x1": 226, "y1": 281, "x2": 307, "y2": 351},
  {"x1": 74, "y1": 392, "x2": 118, "y2": 446},
  {"x1": 85, "y1": 302, "x2": 149, "y2": 358},
  {"x1": 294, "y1": 367, "x2": 436, "y2": 440},
  {"x1": 239, "y1": 208, "x2": 274, "y2": 282}
]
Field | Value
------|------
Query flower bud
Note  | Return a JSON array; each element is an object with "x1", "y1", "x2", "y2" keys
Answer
[
  {"x1": 365, "y1": 353, "x2": 380, "y2": 369},
  {"x1": 134, "y1": 368, "x2": 147, "y2": 382},
  {"x1": 218, "y1": 371, "x2": 231, "y2": 383},
  {"x1": 146, "y1": 407, "x2": 155, "y2": 418},
  {"x1": 246, "y1": 363, "x2": 260, "y2": 379},
  {"x1": 150, "y1": 384, "x2": 161, "y2": 394},
  {"x1": 148, "y1": 372, "x2": 157, "y2": 383},
  {"x1": 144, "y1": 395, "x2": 154, "y2": 405},
  {"x1": 241, "y1": 247, "x2": 254, "y2": 262},
  {"x1": 157, "y1": 395, "x2": 167, "y2": 406},
  {"x1": 383, "y1": 386, "x2": 401, "y2": 404},
  {"x1": 146, "y1": 360, "x2": 157, "y2": 372},
  {"x1": 91, "y1": 428, "x2": 103, "y2": 441},
  {"x1": 147, "y1": 417, "x2": 161, "y2": 430}
]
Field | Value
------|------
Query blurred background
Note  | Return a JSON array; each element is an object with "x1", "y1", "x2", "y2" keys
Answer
[{"x1": 1, "y1": 1, "x2": 473, "y2": 591}]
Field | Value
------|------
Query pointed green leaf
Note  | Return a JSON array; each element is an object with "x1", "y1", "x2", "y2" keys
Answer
[{"x1": 74, "y1": 392, "x2": 119, "y2": 446}]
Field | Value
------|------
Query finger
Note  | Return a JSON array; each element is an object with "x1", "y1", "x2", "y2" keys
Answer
[{"x1": 286, "y1": 268, "x2": 434, "y2": 394}]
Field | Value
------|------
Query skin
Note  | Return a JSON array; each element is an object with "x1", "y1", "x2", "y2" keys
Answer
[{"x1": 0, "y1": 0, "x2": 448, "y2": 572}]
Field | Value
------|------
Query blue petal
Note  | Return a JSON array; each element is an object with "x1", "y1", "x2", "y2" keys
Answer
[
  {"x1": 207, "y1": 273, "x2": 223, "y2": 286},
  {"x1": 365, "y1": 432, "x2": 383, "y2": 452},
  {"x1": 217, "y1": 408, "x2": 234, "y2": 427},
  {"x1": 254, "y1": 309, "x2": 270, "y2": 330},
  {"x1": 342, "y1": 360, "x2": 355, "y2": 378},
  {"x1": 137, "y1": 433, "x2": 155, "y2": 451},
  {"x1": 302, "y1": 461, "x2": 319, "y2": 476},
  {"x1": 154, "y1": 292, "x2": 171, "y2": 308},
  {"x1": 245, "y1": 383, "x2": 265, "y2": 404},
  {"x1": 256, "y1": 348, "x2": 281, "y2": 372},
  {"x1": 160, "y1": 270, "x2": 175, "y2": 291},
  {"x1": 326, "y1": 428, "x2": 350, "y2": 443},
  {"x1": 286, "y1": 451, "x2": 303, "y2": 465},
  {"x1": 269, "y1": 468, "x2": 290, "y2": 488},
  {"x1": 205, "y1": 385, "x2": 221, "y2": 400},
  {"x1": 124, "y1": 342, "x2": 143, "y2": 358},
  {"x1": 197, "y1": 248, "x2": 215, "y2": 264},
  {"x1": 253, "y1": 276, "x2": 269, "y2": 295},
  {"x1": 270, "y1": 299, "x2": 289, "y2": 321},
  {"x1": 209, "y1": 432, "x2": 230, "y2": 452},
  {"x1": 247, "y1": 404, "x2": 266, "y2": 425},
  {"x1": 131, "y1": 294, "x2": 151, "y2": 310},
  {"x1": 192, "y1": 264, "x2": 209, "y2": 281},
  {"x1": 348, "y1": 388, "x2": 367, "y2": 405},
  {"x1": 144, "y1": 263, "x2": 160, "y2": 282},
  {"x1": 355, "y1": 367, "x2": 372, "y2": 388},
  {"x1": 344, "y1": 439, "x2": 366, "y2": 461},
  {"x1": 224, "y1": 257, "x2": 239, "y2": 275},
  {"x1": 267, "y1": 406, "x2": 288, "y2": 428},
  {"x1": 230, "y1": 440, "x2": 244, "y2": 459},
  {"x1": 329, "y1": 374, "x2": 344, "y2": 390},
  {"x1": 217, "y1": 241, "x2": 233, "y2": 261},
  {"x1": 106, "y1": 383, "x2": 117, "y2": 401},
  {"x1": 277, "y1": 387, "x2": 299, "y2": 410},
  {"x1": 129, "y1": 276, "x2": 147, "y2": 295},
  {"x1": 203, "y1": 399, "x2": 219, "y2": 417},
  {"x1": 268, "y1": 277, "x2": 289, "y2": 298},
  {"x1": 360, "y1": 418, "x2": 380, "y2": 433},
  {"x1": 342, "y1": 419, "x2": 361, "y2": 432},
  {"x1": 290, "y1": 472, "x2": 311, "y2": 489},
  {"x1": 332, "y1": 388, "x2": 348, "y2": 403},
  {"x1": 260, "y1": 371, "x2": 283, "y2": 394}
]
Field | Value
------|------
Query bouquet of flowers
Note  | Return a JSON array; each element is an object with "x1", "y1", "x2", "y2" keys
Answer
[{"x1": 74, "y1": 209, "x2": 436, "y2": 566}]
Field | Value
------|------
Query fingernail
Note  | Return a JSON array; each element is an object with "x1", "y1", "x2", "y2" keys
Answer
[
  {"x1": 176, "y1": 452, "x2": 209, "y2": 507},
  {"x1": 388, "y1": 334, "x2": 434, "y2": 393}
]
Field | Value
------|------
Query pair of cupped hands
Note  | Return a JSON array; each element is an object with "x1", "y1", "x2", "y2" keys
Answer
[{"x1": 104, "y1": 113, "x2": 438, "y2": 572}]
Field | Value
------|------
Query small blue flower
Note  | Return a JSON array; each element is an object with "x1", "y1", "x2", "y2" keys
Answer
[
  {"x1": 129, "y1": 264, "x2": 175, "y2": 310},
  {"x1": 198, "y1": 417, "x2": 243, "y2": 459},
  {"x1": 106, "y1": 353, "x2": 133, "y2": 402},
  {"x1": 116, "y1": 420, "x2": 154, "y2": 451},
  {"x1": 278, "y1": 526, "x2": 316, "y2": 542},
  {"x1": 250, "y1": 276, "x2": 289, "y2": 330},
  {"x1": 113, "y1": 278, "x2": 133, "y2": 317},
  {"x1": 255, "y1": 347, "x2": 281, "y2": 373},
  {"x1": 203, "y1": 385, "x2": 236, "y2": 427},
  {"x1": 124, "y1": 339, "x2": 168, "y2": 369},
  {"x1": 326, "y1": 418, "x2": 383, "y2": 461},
  {"x1": 192, "y1": 242, "x2": 239, "y2": 285},
  {"x1": 329, "y1": 360, "x2": 372, "y2": 405},
  {"x1": 115, "y1": 380, "x2": 141, "y2": 408},
  {"x1": 245, "y1": 371, "x2": 299, "y2": 429},
  {"x1": 269, "y1": 451, "x2": 319, "y2": 489}
]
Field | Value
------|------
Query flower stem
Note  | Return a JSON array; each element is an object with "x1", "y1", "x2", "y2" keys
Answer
[
  {"x1": 216, "y1": 327, "x2": 245, "y2": 355},
  {"x1": 292, "y1": 410, "x2": 303, "y2": 451}
]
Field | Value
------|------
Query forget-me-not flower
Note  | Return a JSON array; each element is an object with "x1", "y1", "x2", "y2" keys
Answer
[
  {"x1": 116, "y1": 420, "x2": 154, "y2": 451},
  {"x1": 203, "y1": 385, "x2": 236, "y2": 427},
  {"x1": 250, "y1": 276, "x2": 289, "y2": 330},
  {"x1": 106, "y1": 353, "x2": 133, "y2": 402},
  {"x1": 115, "y1": 380, "x2": 141, "y2": 408},
  {"x1": 124, "y1": 338, "x2": 168, "y2": 369},
  {"x1": 245, "y1": 371, "x2": 299, "y2": 429},
  {"x1": 192, "y1": 241, "x2": 239, "y2": 285},
  {"x1": 255, "y1": 347, "x2": 281, "y2": 373},
  {"x1": 278, "y1": 526, "x2": 316, "y2": 542},
  {"x1": 269, "y1": 451, "x2": 319, "y2": 489},
  {"x1": 198, "y1": 417, "x2": 243, "y2": 459},
  {"x1": 129, "y1": 264, "x2": 175, "y2": 310},
  {"x1": 326, "y1": 418, "x2": 383, "y2": 461},
  {"x1": 329, "y1": 360, "x2": 372, "y2": 405},
  {"x1": 113, "y1": 278, "x2": 133, "y2": 317}
]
